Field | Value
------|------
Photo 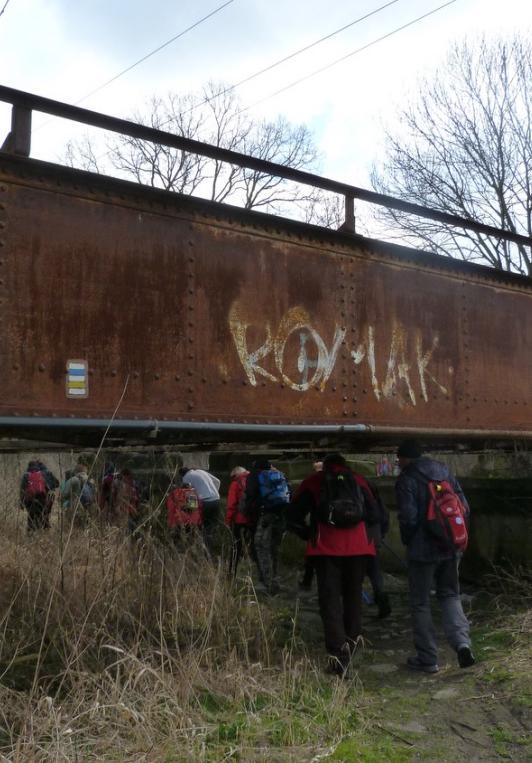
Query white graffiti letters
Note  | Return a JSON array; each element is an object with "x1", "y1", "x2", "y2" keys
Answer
[
  {"x1": 229, "y1": 301, "x2": 450, "y2": 406},
  {"x1": 229, "y1": 303, "x2": 345, "y2": 392}
]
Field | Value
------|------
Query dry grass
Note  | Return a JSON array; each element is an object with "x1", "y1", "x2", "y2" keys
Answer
[{"x1": 0, "y1": 505, "x2": 365, "y2": 762}]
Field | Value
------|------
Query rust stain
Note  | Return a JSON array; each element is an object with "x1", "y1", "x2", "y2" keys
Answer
[{"x1": 0, "y1": 156, "x2": 530, "y2": 435}]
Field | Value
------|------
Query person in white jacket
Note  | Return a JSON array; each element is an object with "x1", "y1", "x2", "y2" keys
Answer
[{"x1": 179, "y1": 467, "x2": 220, "y2": 555}]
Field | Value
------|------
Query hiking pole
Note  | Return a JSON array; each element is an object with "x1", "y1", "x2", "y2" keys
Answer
[{"x1": 381, "y1": 540, "x2": 408, "y2": 570}]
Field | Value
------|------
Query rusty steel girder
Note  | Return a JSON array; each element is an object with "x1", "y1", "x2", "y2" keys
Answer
[{"x1": 0, "y1": 153, "x2": 530, "y2": 446}]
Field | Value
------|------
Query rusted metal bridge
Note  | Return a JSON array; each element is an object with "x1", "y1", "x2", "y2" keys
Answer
[{"x1": 0, "y1": 85, "x2": 531, "y2": 450}]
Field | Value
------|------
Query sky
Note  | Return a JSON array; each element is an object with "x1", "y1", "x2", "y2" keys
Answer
[{"x1": 1, "y1": 0, "x2": 530, "y2": 191}]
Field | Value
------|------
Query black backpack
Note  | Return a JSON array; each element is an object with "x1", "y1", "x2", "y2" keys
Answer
[{"x1": 317, "y1": 470, "x2": 366, "y2": 528}]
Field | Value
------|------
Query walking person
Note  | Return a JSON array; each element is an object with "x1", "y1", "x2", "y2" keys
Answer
[
  {"x1": 225, "y1": 466, "x2": 255, "y2": 579},
  {"x1": 179, "y1": 467, "x2": 221, "y2": 556},
  {"x1": 60, "y1": 463, "x2": 95, "y2": 527},
  {"x1": 245, "y1": 459, "x2": 290, "y2": 595},
  {"x1": 20, "y1": 460, "x2": 59, "y2": 532},
  {"x1": 288, "y1": 453, "x2": 377, "y2": 677},
  {"x1": 166, "y1": 479, "x2": 203, "y2": 549},
  {"x1": 395, "y1": 439, "x2": 475, "y2": 673},
  {"x1": 114, "y1": 468, "x2": 141, "y2": 539}
]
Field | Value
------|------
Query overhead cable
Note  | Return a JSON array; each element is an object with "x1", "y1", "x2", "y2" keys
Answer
[
  {"x1": 242, "y1": 0, "x2": 458, "y2": 113},
  {"x1": 0, "y1": 0, "x2": 12, "y2": 19},
  {"x1": 182, "y1": 0, "x2": 404, "y2": 116}
]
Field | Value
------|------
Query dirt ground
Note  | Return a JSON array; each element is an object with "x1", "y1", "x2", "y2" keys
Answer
[{"x1": 269, "y1": 568, "x2": 532, "y2": 762}]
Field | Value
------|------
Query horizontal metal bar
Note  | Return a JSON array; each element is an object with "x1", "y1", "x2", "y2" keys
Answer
[
  {"x1": 0, "y1": 84, "x2": 531, "y2": 250},
  {"x1": 0, "y1": 416, "x2": 530, "y2": 439},
  {"x1": 0, "y1": 417, "x2": 369, "y2": 433}
]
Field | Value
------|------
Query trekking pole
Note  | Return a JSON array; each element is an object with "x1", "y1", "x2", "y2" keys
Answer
[{"x1": 381, "y1": 540, "x2": 408, "y2": 570}]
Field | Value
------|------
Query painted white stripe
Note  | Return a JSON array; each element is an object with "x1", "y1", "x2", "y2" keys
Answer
[
  {"x1": 67, "y1": 362, "x2": 86, "y2": 371},
  {"x1": 68, "y1": 374, "x2": 86, "y2": 383},
  {"x1": 67, "y1": 388, "x2": 87, "y2": 396}
]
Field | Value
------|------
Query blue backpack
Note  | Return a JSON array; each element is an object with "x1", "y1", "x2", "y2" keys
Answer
[{"x1": 258, "y1": 469, "x2": 290, "y2": 512}]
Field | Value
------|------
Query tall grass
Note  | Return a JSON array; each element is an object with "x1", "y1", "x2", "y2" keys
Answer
[{"x1": 0, "y1": 494, "x2": 365, "y2": 761}]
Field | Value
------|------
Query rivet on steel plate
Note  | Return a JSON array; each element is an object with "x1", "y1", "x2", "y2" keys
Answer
[
  {"x1": 175, "y1": 374, "x2": 180, "y2": 381},
  {"x1": 188, "y1": 289, "x2": 194, "y2": 294},
  {"x1": 111, "y1": 369, "x2": 117, "y2": 376},
  {"x1": 133, "y1": 371, "x2": 140, "y2": 378},
  {"x1": 154, "y1": 373, "x2": 160, "y2": 380},
  {"x1": 38, "y1": 363, "x2": 46, "y2": 372},
  {"x1": 0, "y1": 241, "x2": 4, "y2": 247},
  {"x1": 188, "y1": 370, "x2": 194, "y2": 376}
]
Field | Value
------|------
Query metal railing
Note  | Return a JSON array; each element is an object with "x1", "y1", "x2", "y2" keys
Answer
[{"x1": 1, "y1": 83, "x2": 531, "y2": 248}]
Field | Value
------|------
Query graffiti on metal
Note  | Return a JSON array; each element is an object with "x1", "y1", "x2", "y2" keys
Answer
[{"x1": 229, "y1": 302, "x2": 451, "y2": 406}]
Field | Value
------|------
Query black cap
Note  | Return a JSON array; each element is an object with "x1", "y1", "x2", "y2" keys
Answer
[{"x1": 397, "y1": 439, "x2": 423, "y2": 459}]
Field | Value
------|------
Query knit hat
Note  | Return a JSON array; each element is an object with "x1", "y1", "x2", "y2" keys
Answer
[{"x1": 397, "y1": 439, "x2": 423, "y2": 459}]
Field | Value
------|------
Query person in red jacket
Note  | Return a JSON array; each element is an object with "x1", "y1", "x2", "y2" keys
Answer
[
  {"x1": 288, "y1": 453, "x2": 377, "y2": 677},
  {"x1": 166, "y1": 480, "x2": 203, "y2": 548},
  {"x1": 225, "y1": 466, "x2": 254, "y2": 578}
]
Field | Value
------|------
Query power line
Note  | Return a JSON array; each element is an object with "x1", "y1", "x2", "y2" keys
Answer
[
  {"x1": 74, "y1": 0, "x2": 235, "y2": 106},
  {"x1": 181, "y1": 0, "x2": 404, "y2": 117},
  {"x1": 77, "y1": 1, "x2": 404, "y2": 163},
  {"x1": 73, "y1": 0, "x2": 459, "y2": 170},
  {"x1": 0, "y1": 0, "x2": 12, "y2": 19},
  {"x1": 36, "y1": 0, "x2": 235, "y2": 130},
  {"x1": 243, "y1": 0, "x2": 458, "y2": 114}
]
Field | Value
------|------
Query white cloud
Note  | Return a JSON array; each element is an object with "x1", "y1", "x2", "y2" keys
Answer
[{"x1": 1, "y1": 0, "x2": 530, "y2": 187}]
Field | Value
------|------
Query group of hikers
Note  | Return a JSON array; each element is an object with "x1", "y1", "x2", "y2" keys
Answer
[{"x1": 18, "y1": 439, "x2": 475, "y2": 678}]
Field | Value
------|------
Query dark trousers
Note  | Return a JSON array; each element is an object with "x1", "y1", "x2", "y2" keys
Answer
[
  {"x1": 254, "y1": 512, "x2": 285, "y2": 590},
  {"x1": 408, "y1": 558, "x2": 471, "y2": 665},
  {"x1": 228, "y1": 523, "x2": 255, "y2": 578},
  {"x1": 25, "y1": 499, "x2": 50, "y2": 532},
  {"x1": 314, "y1": 555, "x2": 368, "y2": 657},
  {"x1": 202, "y1": 499, "x2": 220, "y2": 555},
  {"x1": 366, "y1": 554, "x2": 384, "y2": 596}
]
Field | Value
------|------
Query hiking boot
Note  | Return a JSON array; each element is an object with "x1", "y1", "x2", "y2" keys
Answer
[
  {"x1": 407, "y1": 656, "x2": 439, "y2": 674},
  {"x1": 375, "y1": 592, "x2": 392, "y2": 619},
  {"x1": 325, "y1": 644, "x2": 351, "y2": 679},
  {"x1": 457, "y1": 645, "x2": 476, "y2": 668}
]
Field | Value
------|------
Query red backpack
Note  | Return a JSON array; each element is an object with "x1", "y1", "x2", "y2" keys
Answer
[
  {"x1": 24, "y1": 470, "x2": 47, "y2": 501},
  {"x1": 423, "y1": 479, "x2": 469, "y2": 553},
  {"x1": 167, "y1": 487, "x2": 202, "y2": 528}
]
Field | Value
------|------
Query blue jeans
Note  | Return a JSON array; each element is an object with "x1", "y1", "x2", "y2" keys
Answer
[{"x1": 408, "y1": 558, "x2": 471, "y2": 665}]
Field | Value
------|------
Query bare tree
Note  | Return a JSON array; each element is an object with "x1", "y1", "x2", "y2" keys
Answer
[
  {"x1": 372, "y1": 37, "x2": 532, "y2": 276},
  {"x1": 65, "y1": 82, "x2": 321, "y2": 218}
]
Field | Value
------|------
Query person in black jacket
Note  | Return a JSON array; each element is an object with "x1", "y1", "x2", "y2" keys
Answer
[{"x1": 395, "y1": 439, "x2": 475, "y2": 673}]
